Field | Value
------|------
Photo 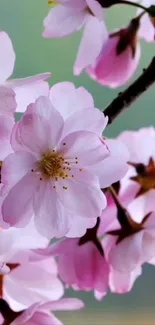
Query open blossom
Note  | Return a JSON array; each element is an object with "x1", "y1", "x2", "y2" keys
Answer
[
  {"x1": 1, "y1": 81, "x2": 129, "y2": 238},
  {"x1": 49, "y1": 81, "x2": 129, "y2": 236},
  {"x1": 86, "y1": 18, "x2": 141, "y2": 87},
  {"x1": 42, "y1": 218, "x2": 109, "y2": 300},
  {"x1": 137, "y1": 0, "x2": 155, "y2": 42},
  {"x1": 1, "y1": 95, "x2": 110, "y2": 238},
  {"x1": 0, "y1": 222, "x2": 63, "y2": 312},
  {"x1": 0, "y1": 298, "x2": 84, "y2": 325},
  {"x1": 0, "y1": 31, "x2": 50, "y2": 113},
  {"x1": 118, "y1": 127, "x2": 155, "y2": 220},
  {"x1": 105, "y1": 212, "x2": 155, "y2": 273},
  {"x1": 43, "y1": 0, "x2": 108, "y2": 75}
]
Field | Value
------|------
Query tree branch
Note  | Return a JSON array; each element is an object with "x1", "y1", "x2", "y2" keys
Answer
[{"x1": 103, "y1": 57, "x2": 155, "y2": 124}]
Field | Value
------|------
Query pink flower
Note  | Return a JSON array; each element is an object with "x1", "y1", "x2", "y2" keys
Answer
[
  {"x1": 2, "y1": 96, "x2": 110, "y2": 238},
  {"x1": 118, "y1": 127, "x2": 155, "y2": 221},
  {"x1": 137, "y1": 0, "x2": 155, "y2": 42},
  {"x1": 0, "y1": 298, "x2": 84, "y2": 325},
  {"x1": 106, "y1": 212, "x2": 155, "y2": 273},
  {"x1": 43, "y1": 0, "x2": 108, "y2": 75},
  {"x1": 103, "y1": 235, "x2": 142, "y2": 294},
  {"x1": 48, "y1": 81, "x2": 129, "y2": 237},
  {"x1": 0, "y1": 31, "x2": 50, "y2": 113},
  {"x1": 86, "y1": 18, "x2": 141, "y2": 87},
  {"x1": 0, "y1": 222, "x2": 64, "y2": 312},
  {"x1": 35, "y1": 218, "x2": 109, "y2": 300}
]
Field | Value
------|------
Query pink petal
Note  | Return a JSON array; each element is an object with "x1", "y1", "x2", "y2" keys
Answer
[
  {"x1": 0, "y1": 115, "x2": 13, "y2": 160},
  {"x1": 59, "y1": 130, "x2": 109, "y2": 166},
  {"x1": 6, "y1": 73, "x2": 50, "y2": 113},
  {"x1": 18, "y1": 97, "x2": 64, "y2": 152},
  {"x1": 43, "y1": 5, "x2": 86, "y2": 38},
  {"x1": 5, "y1": 262, "x2": 63, "y2": 310},
  {"x1": 2, "y1": 151, "x2": 36, "y2": 186},
  {"x1": 142, "y1": 229, "x2": 155, "y2": 263},
  {"x1": 74, "y1": 15, "x2": 108, "y2": 75},
  {"x1": 10, "y1": 303, "x2": 40, "y2": 324},
  {"x1": 75, "y1": 242, "x2": 97, "y2": 288},
  {"x1": 128, "y1": 190, "x2": 155, "y2": 223},
  {"x1": 33, "y1": 180, "x2": 73, "y2": 238},
  {"x1": 41, "y1": 298, "x2": 84, "y2": 311},
  {"x1": 2, "y1": 172, "x2": 38, "y2": 227},
  {"x1": 57, "y1": 169, "x2": 106, "y2": 219},
  {"x1": 88, "y1": 138, "x2": 129, "y2": 188},
  {"x1": 0, "y1": 86, "x2": 16, "y2": 116},
  {"x1": 118, "y1": 128, "x2": 155, "y2": 165},
  {"x1": 0, "y1": 31, "x2": 15, "y2": 84},
  {"x1": 63, "y1": 108, "x2": 108, "y2": 137},
  {"x1": 137, "y1": 0, "x2": 155, "y2": 42},
  {"x1": 86, "y1": 0, "x2": 103, "y2": 20},
  {"x1": 109, "y1": 231, "x2": 143, "y2": 272},
  {"x1": 66, "y1": 216, "x2": 97, "y2": 238},
  {"x1": 110, "y1": 266, "x2": 142, "y2": 293},
  {"x1": 49, "y1": 81, "x2": 94, "y2": 120},
  {"x1": 87, "y1": 34, "x2": 141, "y2": 87}
]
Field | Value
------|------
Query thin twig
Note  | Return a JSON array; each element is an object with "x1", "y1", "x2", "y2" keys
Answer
[{"x1": 103, "y1": 57, "x2": 155, "y2": 124}]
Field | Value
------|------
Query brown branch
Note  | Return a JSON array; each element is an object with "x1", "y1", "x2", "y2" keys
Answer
[{"x1": 103, "y1": 57, "x2": 155, "y2": 124}]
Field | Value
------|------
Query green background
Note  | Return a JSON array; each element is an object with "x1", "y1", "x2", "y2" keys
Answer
[{"x1": 1, "y1": 1, "x2": 155, "y2": 323}]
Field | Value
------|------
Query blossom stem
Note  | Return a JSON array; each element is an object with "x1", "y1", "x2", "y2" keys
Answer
[
  {"x1": 115, "y1": 1, "x2": 148, "y2": 12},
  {"x1": 104, "y1": 57, "x2": 155, "y2": 124},
  {"x1": 96, "y1": 0, "x2": 148, "y2": 11}
]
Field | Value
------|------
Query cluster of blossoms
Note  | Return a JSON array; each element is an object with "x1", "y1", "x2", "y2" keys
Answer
[{"x1": 0, "y1": 0, "x2": 155, "y2": 323}]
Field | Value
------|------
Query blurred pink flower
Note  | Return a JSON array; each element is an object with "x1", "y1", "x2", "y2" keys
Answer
[
  {"x1": 105, "y1": 212, "x2": 155, "y2": 273},
  {"x1": 0, "y1": 298, "x2": 84, "y2": 325},
  {"x1": 0, "y1": 31, "x2": 50, "y2": 113},
  {"x1": 2, "y1": 96, "x2": 110, "y2": 238},
  {"x1": 103, "y1": 235, "x2": 142, "y2": 294},
  {"x1": 137, "y1": 0, "x2": 155, "y2": 42},
  {"x1": 43, "y1": 0, "x2": 108, "y2": 75},
  {"x1": 34, "y1": 218, "x2": 109, "y2": 300},
  {"x1": 118, "y1": 127, "x2": 155, "y2": 221},
  {"x1": 0, "y1": 222, "x2": 63, "y2": 312},
  {"x1": 87, "y1": 19, "x2": 141, "y2": 87}
]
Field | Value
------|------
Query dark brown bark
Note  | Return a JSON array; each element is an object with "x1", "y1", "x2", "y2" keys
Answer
[{"x1": 103, "y1": 57, "x2": 155, "y2": 124}]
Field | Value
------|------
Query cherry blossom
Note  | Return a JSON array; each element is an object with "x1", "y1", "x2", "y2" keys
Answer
[
  {"x1": 0, "y1": 31, "x2": 50, "y2": 113},
  {"x1": 118, "y1": 127, "x2": 155, "y2": 221},
  {"x1": 0, "y1": 221, "x2": 63, "y2": 312},
  {"x1": 1, "y1": 96, "x2": 110, "y2": 238},
  {"x1": 42, "y1": 218, "x2": 109, "y2": 299},
  {"x1": 86, "y1": 18, "x2": 141, "y2": 87},
  {"x1": 105, "y1": 212, "x2": 155, "y2": 273},
  {"x1": 0, "y1": 298, "x2": 84, "y2": 325},
  {"x1": 43, "y1": 0, "x2": 108, "y2": 75}
]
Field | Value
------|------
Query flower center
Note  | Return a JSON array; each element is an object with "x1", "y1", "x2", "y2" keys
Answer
[{"x1": 38, "y1": 151, "x2": 65, "y2": 179}]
